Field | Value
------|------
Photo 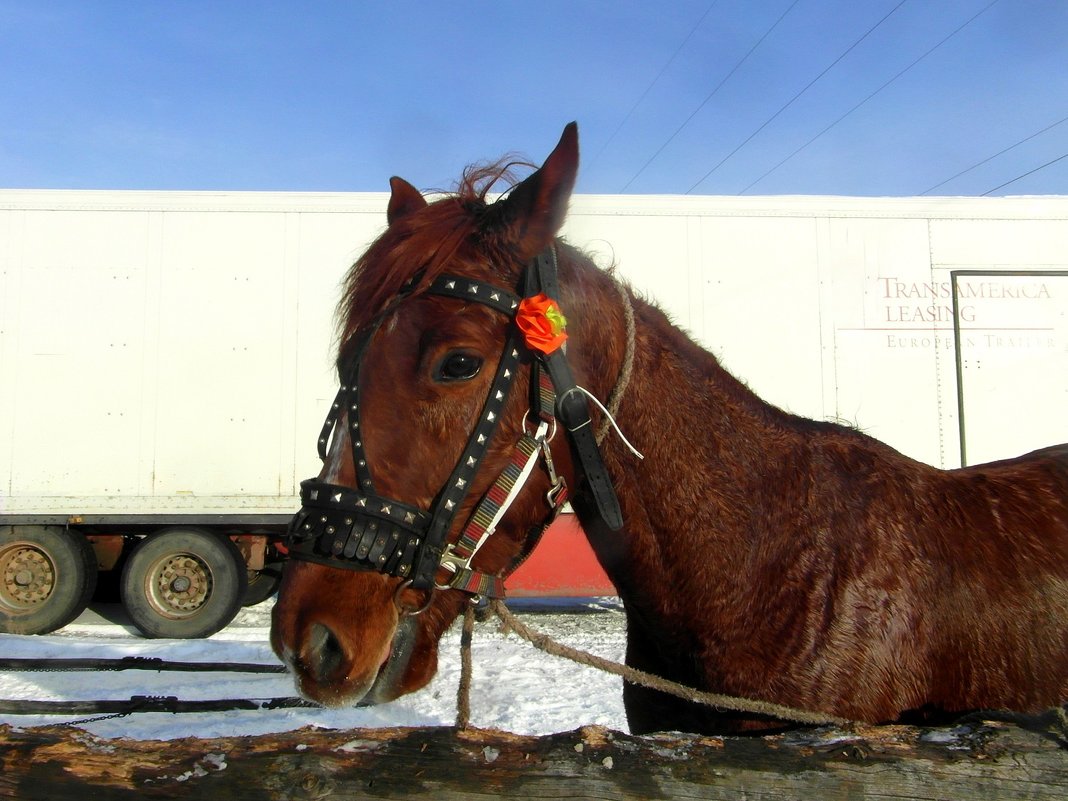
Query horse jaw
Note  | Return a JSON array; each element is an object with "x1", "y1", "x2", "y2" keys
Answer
[{"x1": 270, "y1": 561, "x2": 440, "y2": 708}]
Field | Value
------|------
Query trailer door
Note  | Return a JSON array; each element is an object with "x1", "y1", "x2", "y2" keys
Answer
[{"x1": 953, "y1": 271, "x2": 1068, "y2": 466}]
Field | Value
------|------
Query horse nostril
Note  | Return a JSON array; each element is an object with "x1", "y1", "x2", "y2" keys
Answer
[{"x1": 304, "y1": 622, "x2": 345, "y2": 684}]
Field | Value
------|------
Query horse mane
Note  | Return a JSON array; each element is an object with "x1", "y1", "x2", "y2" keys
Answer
[{"x1": 336, "y1": 158, "x2": 535, "y2": 363}]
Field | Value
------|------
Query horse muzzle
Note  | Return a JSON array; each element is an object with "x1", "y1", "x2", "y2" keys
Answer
[{"x1": 271, "y1": 608, "x2": 423, "y2": 709}]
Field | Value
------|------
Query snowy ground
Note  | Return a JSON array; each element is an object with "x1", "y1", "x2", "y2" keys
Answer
[{"x1": 0, "y1": 598, "x2": 628, "y2": 740}]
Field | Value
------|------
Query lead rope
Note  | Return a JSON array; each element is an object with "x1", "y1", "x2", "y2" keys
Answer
[
  {"x1": 455, "y1": 275, "x2": 639, "y2": 729},
  {"x1": 551, "y1": 280, "x2": 844, "y2": 727},
  {"x1": 455, "y1": 278, "x2": 842, "y2": 732},
  {"x1": 456, "y1": 604, "x2": 476, "y2": 729},
  {"x1": 455, "y1": 275, "x2": 649, "y2": 730},
  {"x1": 595, "y1": 275, "x2": 637, "y2": 446},
  {"x1": 453, "y1": 599, "x2": 850, "y2": 730},
  {"x1": 489, "y1": 600, "x2": 850, "y2": 729}
]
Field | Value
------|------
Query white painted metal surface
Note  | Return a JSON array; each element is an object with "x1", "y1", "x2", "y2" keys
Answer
[
  {"x1": 2, "y1": 190, "x2": 1066, "y2": 519},
  {"x1": 565, "y1": 194, "x2": 1068, "y2": 467}
]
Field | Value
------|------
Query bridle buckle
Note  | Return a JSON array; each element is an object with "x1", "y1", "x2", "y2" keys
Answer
[{"x1": 434, "y1": 544, "x2": 467, "y2": 590}]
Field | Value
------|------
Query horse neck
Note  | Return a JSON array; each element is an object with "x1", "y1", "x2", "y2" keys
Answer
[
  {"x1": 566, "y1": 260, "x2": 789, "y2": 490},
  {"x1": 562, "y1": 258, "x2": 800, "y2": 606}
]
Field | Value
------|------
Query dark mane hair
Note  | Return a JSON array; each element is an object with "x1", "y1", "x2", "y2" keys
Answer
[{"x1": 336, "y1": 158, "x2": 535, "y2": 362}]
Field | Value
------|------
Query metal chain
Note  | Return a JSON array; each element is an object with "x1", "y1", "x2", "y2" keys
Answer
[{"x1": 62, "y1": 712, "x2": 132, "y2": 728}]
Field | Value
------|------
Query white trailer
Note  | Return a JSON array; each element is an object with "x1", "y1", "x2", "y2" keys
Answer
[
  {"x1": 2, "y1": 190, "x2": 1066, "y2": 637},
  {"x1": 1, "y1": 190, "x2": 387, "y2": 637}
]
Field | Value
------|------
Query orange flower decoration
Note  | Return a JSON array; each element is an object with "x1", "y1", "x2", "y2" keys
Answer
[{"x1": 516, "y1": 293, "x2": 568, "y2": 354}]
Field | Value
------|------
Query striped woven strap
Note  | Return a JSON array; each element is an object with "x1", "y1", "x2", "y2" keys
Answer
[
  {"x1": 452, "y1": 434, "x2": 539, "y2": 559},
  {"x1": 534, "y1": 366, "x2": 556, "y2": 424},
  {"x1": 441, "y1": 431, "x2": 544, "y2": 598},
  {"x1": 446, "y1": 568, "x2": 506, "y2": 599}
]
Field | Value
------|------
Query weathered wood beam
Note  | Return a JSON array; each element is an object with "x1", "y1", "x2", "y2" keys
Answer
[{"x1": 1, "y1": 721, "x2": 1065, "y2": 800}]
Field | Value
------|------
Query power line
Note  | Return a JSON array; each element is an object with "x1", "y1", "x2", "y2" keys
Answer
[
  {"x1": 618, "y1": 0, "x2": 802, "y2": 192},
  {"x1": 589, "y1": 1, "x2": 721, "y2": 172},
  {"x1": 742, "y1": 0, "x2": 1001, "y2": 195},
  {"x1": 687, "y1": 0, "x2": 910, "y2": 194},
  {"x1": 923, "y1": 111, "x2": 1068, "y2": 195},
  {"x1": 981, "y1": 150, "x2": 1068, "y2": 195}
]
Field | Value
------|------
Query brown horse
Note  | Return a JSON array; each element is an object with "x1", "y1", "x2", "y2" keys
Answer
[{"x1": 271, "y1": 123, "x2": 1068, "y2": 735}]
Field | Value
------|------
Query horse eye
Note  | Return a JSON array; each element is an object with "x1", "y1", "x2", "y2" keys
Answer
[{"x1": 436, "y1": 352, "x2": 483, "y2": 382}]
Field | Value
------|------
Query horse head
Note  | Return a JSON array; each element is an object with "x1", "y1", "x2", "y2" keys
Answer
[{"x1": 271, "y1": 123, "x2": 623, "y2": 707}]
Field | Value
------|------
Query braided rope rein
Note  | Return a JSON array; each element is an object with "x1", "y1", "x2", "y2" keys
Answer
[
  {"x1": 453, "y1": 275, "x2": 848, "y2": 729},
  {"x1": 453, "y1": 600, "x2": 850, "y2": 730},
  {"x1": 491, "y1": 600, "x2": 850, "y2": 727},
  {"x1": 455, "y1": 602, "x2": 477, "y2": 728},
  {"x1": 595, "y1": 273, "x2": 637, "y2": 443}
]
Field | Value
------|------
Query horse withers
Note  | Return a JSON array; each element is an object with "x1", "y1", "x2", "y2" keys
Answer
[{"x1": 271, "y1": 123, "x2": 1068, "y2": 734}]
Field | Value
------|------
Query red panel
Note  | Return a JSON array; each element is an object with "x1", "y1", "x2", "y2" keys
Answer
[{"x1": 507, "y1": 514, "x2": 616, "y2": 597}]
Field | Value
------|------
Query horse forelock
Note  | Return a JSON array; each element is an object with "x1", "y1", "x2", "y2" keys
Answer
[{"x1": 336, "y1": 158, "x2": 537, "y2": 365}]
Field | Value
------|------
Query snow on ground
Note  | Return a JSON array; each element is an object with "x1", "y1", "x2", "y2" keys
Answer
[{"x1": 0, "y1": 598, "x2": 628, "y2": 740}]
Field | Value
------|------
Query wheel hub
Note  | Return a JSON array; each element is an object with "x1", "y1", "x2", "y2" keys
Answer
[
  {"x1": 150, "y1": 554, "x2": 212, "y2": 616},
  {"x1": 171, "y1": 576, "x2": 192, "y2": 593},
  {"x1": 0, "y1": 545, "x2": 56, "y2": 609}
]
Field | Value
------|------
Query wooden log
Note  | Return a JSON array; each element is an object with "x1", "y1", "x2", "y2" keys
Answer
[{"x1": 1, "y1": 720, "x2": 1065, "y2": 800}]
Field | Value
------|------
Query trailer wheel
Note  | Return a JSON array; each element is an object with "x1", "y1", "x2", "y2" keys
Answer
[
  {"x1": 0, "y1": 526, "x2": 98, "y2": 635},
  {"x1": 121, "y1": 528, "x2": 247, "y2": 639},
  {"x1": 242, "y1": 557, "x2": 284, "y2": 607}
]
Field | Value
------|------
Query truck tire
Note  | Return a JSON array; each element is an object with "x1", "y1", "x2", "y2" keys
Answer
[
  {"x1": 0, "y1": 526, "x2": 98, "y2": 635},
  {"x1": 242, "y1": 557, "x2": 284, "y2": 607},
  {"x1": 121, "y1": 528, "x2": 247, "y2": 639}
]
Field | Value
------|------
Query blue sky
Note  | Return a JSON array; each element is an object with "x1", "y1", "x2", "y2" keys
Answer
[{"x1": 2, "y1": 0, "x2": 1066, "y2": 196}]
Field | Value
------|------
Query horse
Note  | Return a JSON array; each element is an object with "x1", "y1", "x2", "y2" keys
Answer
[{"x1": 271, "y1": 123, "x2": 1068, "y2": 735}]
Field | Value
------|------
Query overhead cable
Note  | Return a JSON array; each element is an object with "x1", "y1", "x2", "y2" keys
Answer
[
  {"x1": 742, "y1": 0, "x2": 1001, "y2": 195},
  {"x1": 982, "y1": 151, "x2": 1068, "y2": 195},
  {"x1": 923, "y1": 111, "x2": 1068, "y2": 195},
  {"x1": 589, "y1": 1, "x2": 720, "y2": 172},
  {"x1": 619, "y1": 0, "x2": 802, "y2": 192},
  {"x1": 687, "y1": 0, "x2": 909, "y2": 194}
]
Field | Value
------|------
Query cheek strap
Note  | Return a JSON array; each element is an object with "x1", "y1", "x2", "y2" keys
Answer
[{"x1": 437, "y1": 419, "x2": 568, "y2": 598}]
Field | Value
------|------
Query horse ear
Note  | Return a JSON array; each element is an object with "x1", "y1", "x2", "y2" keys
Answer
[
  {"x1": 498, "y1": 122, "x2": 579, "y2": 260},
  {"x1": 387, "y1": 176, "x2": 428, "y2": 225}
]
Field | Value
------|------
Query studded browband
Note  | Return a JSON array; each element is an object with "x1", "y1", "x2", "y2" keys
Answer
[{"x1": 283, "y1": 247, "x2": 623, "y2": 596}]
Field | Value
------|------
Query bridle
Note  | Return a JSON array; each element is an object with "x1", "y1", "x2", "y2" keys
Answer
[{"x1": 284, "y1": 247, "x2": 623, "y2": 603}]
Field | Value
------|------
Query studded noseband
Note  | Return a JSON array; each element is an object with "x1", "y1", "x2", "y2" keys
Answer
[{"x1": 283, "y1": 247, "x2": 623, "y2": 599}]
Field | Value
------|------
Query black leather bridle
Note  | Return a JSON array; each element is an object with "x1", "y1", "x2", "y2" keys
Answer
[{"x1": 283, "y1": 247, "x2": 622, "y2": 598}]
